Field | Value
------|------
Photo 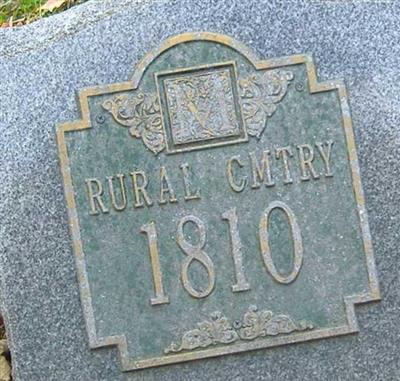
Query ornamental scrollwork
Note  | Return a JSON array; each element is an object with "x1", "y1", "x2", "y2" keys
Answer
[
  {"x1": 101, "y1": 68, "x2": 294, "y2": 155},
  {"x1": 165, "y1": 305, "x2": 313, "y2": 354},
  {"x1": 102, "y1": 92, "x2": 165, "y2": 155},
  {"x1": 239, "y1": 69, "x2": 294, "y2": 139}
]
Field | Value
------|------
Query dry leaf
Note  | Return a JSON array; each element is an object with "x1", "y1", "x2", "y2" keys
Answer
[
  {"x1": 0, "y1": 340, "x2": 9, "y2": 381},
  {"x1": 0, "y1": 356, "x2": 10, "y2": 381},
  {"x1": 41, "y1": 0, "x2": 68, "y2": 12}
]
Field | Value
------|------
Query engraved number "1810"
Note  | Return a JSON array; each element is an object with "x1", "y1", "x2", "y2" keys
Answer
[{"x1": 140, "y1": 201, "x2": 303, "y2": 305}]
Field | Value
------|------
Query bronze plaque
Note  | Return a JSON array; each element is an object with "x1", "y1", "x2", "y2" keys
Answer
[{"x1": 57, "y1": 32, "x2": 380, "y2": 371}]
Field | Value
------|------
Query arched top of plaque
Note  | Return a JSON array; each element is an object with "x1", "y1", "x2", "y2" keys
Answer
[{"x1": 58, "y1": 32, "x2": 333, "y2": 155}]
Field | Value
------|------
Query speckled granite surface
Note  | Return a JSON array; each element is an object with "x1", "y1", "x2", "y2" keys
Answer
[{"x1": 0, "y1": 1, "x2": 399, "y2": 380}]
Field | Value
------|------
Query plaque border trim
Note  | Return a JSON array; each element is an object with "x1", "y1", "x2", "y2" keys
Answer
[{"x1": 56, "y1": 31, "x2": 381, "y2": 372}]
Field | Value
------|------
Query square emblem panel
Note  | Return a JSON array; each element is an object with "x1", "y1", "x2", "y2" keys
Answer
[{"x1": 156, "y1": 62, "x2": 248, "y2": 153}]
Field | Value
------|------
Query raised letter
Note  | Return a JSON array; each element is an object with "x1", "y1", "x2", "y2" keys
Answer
[
  {"x1": 316, "y1": 141, "x2": 334, "y2": 177},
  {"x1": 85, "y1": 178, "x2": 109, "y2": 215},
  {"x1": 222, "y1": 208, "x2": 251, "y2": 292},
  {"x1": 176, "y1": 215, "x2": 215, "y2": 298},
  {"x1": 297, "y1": 144, "x2": 320, "y2": 181},
  {"x1": 226, "y1": 156, "x2": 247, "y2": 192},
  {"x1": 249, "y1": 150, "x2": 275, "y2": 188},
  {"x1": 180, "y1": 163, "x2": 200, "y2": 201},
  {"x1": 259, "y1": 201, "x2": 303, "y2": 284},
  {"x1": 276, "y1": 146, "x2": 294, "y2": 184},
  {"x1": 130, "y1": 171, "x2": 153, "y2": 208},
  {"x1": 107, "y1": 174, "x2": 127, "y2": 211},
  {"x1": 159, "y1": 166, "x2": 178, "y2": 205},
  {"x1": 140, "y1": 222, "x2": 170, "y2": 306}
]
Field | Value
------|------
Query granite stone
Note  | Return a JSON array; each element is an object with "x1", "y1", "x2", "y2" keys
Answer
[{"x1": 0, "y1": 0, "x2": 399, "y2": 380}]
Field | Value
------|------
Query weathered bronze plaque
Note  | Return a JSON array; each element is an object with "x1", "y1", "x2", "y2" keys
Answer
[{"x1": 57, "y1": 32, "x2": 380, "y2": 371}]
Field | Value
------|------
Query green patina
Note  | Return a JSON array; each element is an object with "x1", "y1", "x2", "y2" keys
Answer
[{"x1": 63, "y1": 39, "x2": 372, "y2": 365}]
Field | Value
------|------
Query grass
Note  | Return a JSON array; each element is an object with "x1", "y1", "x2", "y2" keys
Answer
[
  {"x1": 0, "y1": 0, "x2": 87, "y2": 26},
  {"x1": 0, "y1": 0, "x2": 43, "y2": 25}
]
